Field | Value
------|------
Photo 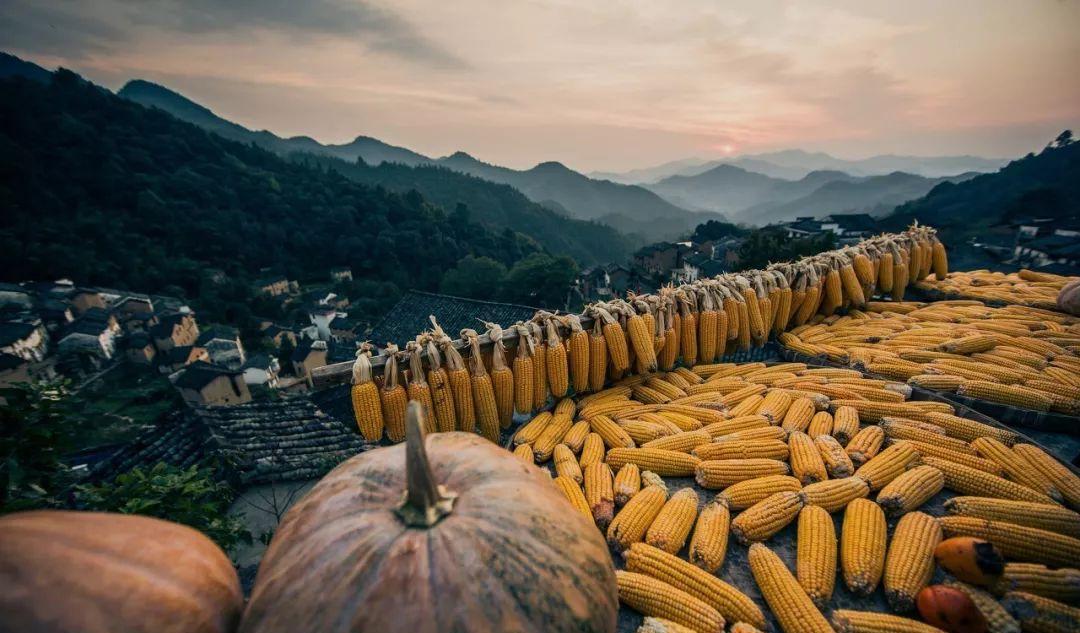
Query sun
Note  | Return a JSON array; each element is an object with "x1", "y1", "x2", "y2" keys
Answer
[{"x1": 711, "y1": 143, "x2": 737, "y2": 155}]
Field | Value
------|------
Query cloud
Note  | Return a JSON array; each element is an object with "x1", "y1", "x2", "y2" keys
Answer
[{"x1": 0, "y1": 0, "x2": 465, "y2": 68}]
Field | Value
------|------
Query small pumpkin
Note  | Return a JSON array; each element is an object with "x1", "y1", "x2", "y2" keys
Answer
[
  {"x1": 240, "y1": 402, "x2": 618, "y2": 633},
  {"x1": 0, "y1": 510, "x2": 242, "y2": 633},
  {"x1": 917, "y1": 585, "x2": 988, "y2": 633},
  {"x1": 934, "y1": 537, "x2": 1005, "y2": 586},
  {"x1": 1058, "y1": 279, "x2": 1080, "y2": 316}
]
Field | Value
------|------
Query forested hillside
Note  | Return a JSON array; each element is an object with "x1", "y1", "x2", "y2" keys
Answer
[
  {"x1": 295, "y1": 154, "x2": 636, "y2": 264},
  {"x1": 0, "y1": 70, "x2": 550, "y2": 324}
]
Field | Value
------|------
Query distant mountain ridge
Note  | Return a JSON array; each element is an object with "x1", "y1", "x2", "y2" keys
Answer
[
  {"x1": 594, "y1": 149, "x2": 1008, "y2": 183},
  {"x1": 117, "y1": 79, "x2": 715, "y2": 239},
  {"x1": 645, "y1": 161, "x2": 980, "y2": 225}
]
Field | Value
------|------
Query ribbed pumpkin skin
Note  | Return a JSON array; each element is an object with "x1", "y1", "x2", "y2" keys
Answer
[
  {"x1": 0, "y1": 510, "x2": 242, "y2": 633},
  {"x1": 241, "y1": 431, "x2": 618, "y2": 633}
]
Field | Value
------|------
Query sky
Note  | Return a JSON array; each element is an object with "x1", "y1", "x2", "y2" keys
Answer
[{"x1": 2, "y1": 0, "x2": 1078, "y2": 172}]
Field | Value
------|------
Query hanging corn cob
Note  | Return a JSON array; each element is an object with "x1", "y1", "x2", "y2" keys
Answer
[
  {"x1": 483, "y1": 322, "x2": 515, "y2": 429},
  {"x1": 461, "y1": 328, "x2": 500, "y2": 443},
  {"x1": 349, "y1": 342, "x2": 384, "y2": 441},
  {"x1": 512, "y1": 322, "x2": 535, "y2": 415},
  {"x1": 422, "y1": 332, "x2": 456, "y2": 433},
  {"x1": 529, "y1": 319, "x2": 549, "y2": 411},
  {"x1": 431, "y1": 318, "x2": 473, "y2": 433},
  {"x1": 379, "y1": 343, "x2": 408, "y2": 442},
  {"x1": 404, "y1": 340, "x2": 437, "y2": 434}
]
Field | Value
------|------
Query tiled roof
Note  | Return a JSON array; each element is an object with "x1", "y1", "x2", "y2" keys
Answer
[
  {"x1": 173, "y1": 362, "x2": 236, "y2": 390},
  {"x1": 0, "y1": 321, "x2": 36, "y2": 346},
  {"x1": 87, "y1": 397, "x2": 370, "y2": 486},
  {"x1": 368, "y1": 290, "x2": 539, "y2": 349}
]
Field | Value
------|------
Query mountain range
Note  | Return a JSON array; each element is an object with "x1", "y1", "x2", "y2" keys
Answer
[
  {"x1": 118, "y1": 80, "x2": 721, "y2": 240},
  {"x1": 647, "y1": 163, "x2": 979, "y2": 224},
  {"x1": 592, "y1": 149, "x2": 1008, "y2": 183}
]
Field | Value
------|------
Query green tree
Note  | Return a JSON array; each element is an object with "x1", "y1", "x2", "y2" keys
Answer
[
  {"x1": 736, "y1": 228, "x2": 836, "y2": 270},
  {"x1": 500, "y1": 253, "x2": 579, "y2": 308},
  {"x1": 277, "y1": 336, "x2": 296, "y2": 376},
  {"x1": 0, "y1": 381, "x2": 81, "y2": 513},
  {"x1": 439, "y1": 255, "x2": 508, "y2": 300},
  {"x1": 78, "y1": 462, "x2": 252, "y2": 554}
]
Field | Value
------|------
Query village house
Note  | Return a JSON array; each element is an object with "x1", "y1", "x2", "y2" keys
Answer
[
  {"x1": 0, "y1": 319, "x2": 49, "y2": 361},
  {"x1": 781, "y1": 214, "x2": 877, "y2": 244},
  {"x1": 0, "y1": 283, "x2": 33, "y2": 311},
  {"x1": 0, "y1": 353, "x2": 32, "y2": 390},
  {"x1": 37, "y1": 298, "x2": 74, "y2": 333},
  {"x1": 261, "y1": 323, "x2": 297, "y2": 349},
  {"x1": 197, "y1": 325, "x2": 246, "y2": 370},
  {"x1": 123, "y1": 332, "x2": 157, "y2": 365},
  {"x1": 329, "y1": 317, "x2": 361, "y2": 344},
  {"x1": 151, "y1": 311, "x2": 200, "y2": 352},
  {"x1": 112, "y1": 295, "x2": 154, "y2": 317},
  {"x1": 172, "y1": 362, "x2": 251, "y2": 407},
  {"x1": 57, "y1": 318, "x2": 116, "y2": 359},
  {"x1": 256, "y1": 275, "x2": 291, "y2": 297},
  {"x1": 160, "y1": 345, "x2": 210, "y2": 374},
  {"x1": 69, "y1": 288, "x2": 106, "y2": 315},
  {"x1": 330, "y1": 266, "x2": 353, "y2": 282},
  {"x1": 633, "y1": 242, "x2": 691, "y2": 277},
  {"x1": 292, "y1": 339, "x2": 328, "y2": 380},
  {"x1": 242, "y1": 354, "x2": 280, "y2": 388}
]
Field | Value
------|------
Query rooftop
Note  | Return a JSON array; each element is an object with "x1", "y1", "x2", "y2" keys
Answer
[
  {"x1": 173, "y1": 362, "x2": 237, "y2": 390},
  {"x1": 87, "y1": 397, "x2": 370, "y2": 485},
  {"x1": 0, "y1": 321, "x2": 37, "y2": 346},
  {"x1": 368, "y1": 290, "x2": 539, "y2": 349}
]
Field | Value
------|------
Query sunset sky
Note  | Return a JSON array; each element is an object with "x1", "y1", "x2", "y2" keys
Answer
[{"x1": 3, "y1": 0, "x2": 1078, "y2": 172}]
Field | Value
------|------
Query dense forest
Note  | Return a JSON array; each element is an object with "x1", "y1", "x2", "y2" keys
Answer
[{"x1": 0, "y1": 70, "x2": 574, "y2": 327}]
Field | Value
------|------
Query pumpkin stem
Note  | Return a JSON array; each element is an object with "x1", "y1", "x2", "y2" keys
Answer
[{"x1": 396, "y1": 401, "x2": 457, "y2": 527}]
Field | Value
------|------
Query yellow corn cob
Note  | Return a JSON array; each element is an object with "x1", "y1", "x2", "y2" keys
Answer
[
  {"x1": 553, "y1": 475, "x2": 591, "y2": 519},
  {"x1": 959, "y1": 380, "x2": 1054, "y2": 412},
  {"x1": 789, "y1": 431, "x2": 828, "y2": 484},
  {"x1": 944, "y1": 497, "x2": 1080, "y2": 539},
  {"x1": 1001, "y1": 591, "x2": 1080, "y2": 633},
  {"x1": 833, "y1": 405, "x2": 861, "y2": 444},
  {"x1": 512, "y1": 442, "x2": 533, "y2": 463},
  {"x1": 554, "y1": 443, "x2": 583, "y2": 484},
  {"x1": 615, "y1": 571, "x2": 724, "y2": 633},
  {"x1": 626, "y1": 543, "x2": 765, "y2": 629},
  {"x1": 561, "y1": 420, "x2": 590, "y2": 452},
  {"x1": 562, "y1": 315, "x2": 589, "y2": 395},
  {"x1": 406, "y1": 342, "x2": 438, "y2": 434},
  {"x1": 939, "y1": 516, "x2": 1080, "y2": 568},
  {"x1": 531, "y1": 333, "x2": 548, "y2": 412},
  {"x1": 991, "y1": 564, "x2": 1080, "y2": 603},
  {"x1": 693, "y1": 439, "x2": 789, "y2": 462},
  {"x1": 712, "y1": 426, "x2": 789, "y2": 444},
  {"x1": 901, "y1": 440, "x2": 1004, "y2": 474},
  {"x1": 780, "y1": 397, "x2": 816, "y2": 432},
  {"x1": 588, "y1": 321, "x2": 608, "y2": 393},
  {"x1": 627, "y1": 312, "x2": 658, "y2": 372},
  {"x1": 757, "y1": 389, "x2": 794, "y2": 423},
  {"x1": 803, "y1": 477, "x2": 870, "y2": 513},
  {"x1": 608, "y1": 485, "x2": 669, "y2": 552},
  {"x1": 689, "y1": 498, "x2": 730, "y2": 573},
  {"x1": 854, "y1": 441, "x2": 920, "y2": 491},
  {"x1": 634, "y1": 385, "x2": 673, "y2": 405},
  {"x1": 512, "y1": 330, "x2": 535, "y2": 415},
  {"x1": 881, "y1": 420, "x2": 973, "y2": 454},
  {"x1": 593, "y1": 306, "x2": 630, "y2": 374},
  {"x1": 695, "y1": 458, "x2": 791, "y2": 489},
  {"x1": 614, "y1": 462, "x2": 641, "y2": 507},
  {"x1": 972, "y1": 437, "x2": 1063, "y2": 503},
  {"x1": 544, "y1": 320, "x2": 569, "y2": 399},
  {"x1": 748, "y1": 543, "x2": 832, "y2": 633},
  {"x1": 698, "y1": 307, "x2": 718, "y2": 365},
  {"x1": 659, "y1": 314, "x2": 680, "y2": 372},
  {"x1": 876, "y1": 464, "x2": 944, "y2": 517},
  {"x1": 646, "y1": 487, "x2": 700, "y2": 554},
  {"x1": 821, "y1": 268, "x2": 843, "y2": 315},
  {"x1": 1012, "y1": 443, "x2": 1080, "y2": 510},
  {"x1": 731, "y1": 490, "x2": 805, "y2": 544},
  {"x1": 831, "y1": 610, "x2": 944, "y2": 633},
  {"x1": 807, "y1": 411, "x2": 834, "y2": 438},
  {"x1": 590, "y1": 414, "x2": 636, "y2": 449},
  {"x1": 878, "y1": 252, "x2": 894, "y2": 292},
  {"x1": 717, "y1": 474, "x2": 802, "y2": 510},
  {"x1": 883, "y1": 511, "x2": 942, "y2": 611},
  {"x1": 620, "y1": 420, "x2": 670, "y2": 445},
  {"x1": 608, "y1": 448, "x2": 701, "y2": 477},
  {"x1": 645, "y1": 377, "x2": 688, "y2": 401},
  {"x1": 579, "y1": 432, "x2": 606, "y2": 469},
  {"x1": 840, "y1": 263, "x2": 866, "y2": 307},
  {"x1": 797, "y1": 504, "x2": 837, "y2": 609},
  {"x1": 641, "y1": 470, "x2": 667, "y2": 491},
  {"x1": 349, "y1": 346, "x2": 384, "y2": 441},
  {"x1": 513, "y1": 411, "x2": 551, "y2": 446},
  {"x1": 931, "y1": 240, "x2": 948, "y2": 279},
  {"x1": 841, "y1": 498, "x2": 888, "y2": 595},
  {"x1": 816, "y1": 434, "x2": 855, "y2": 478},
  {"x1": 924, "y1": 456, "x2": 1058, "y2": 505},
  {"x1": 735, "y1": 299, "x2": 752, "y2": 351},
  {"x1": 531, "y1": 414, "x2": 573, "y2": 463},
  {"x1": 643, "y1": 430, "x2": 711, "y2": 453},
  {"x1": 583, "y1": 462, "x2": 615, "y2": 528}
]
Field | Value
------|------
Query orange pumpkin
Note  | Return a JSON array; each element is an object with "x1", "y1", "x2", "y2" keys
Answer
[
  {"x1": 917, "y1": 585, "x2": 988, "y2": 633},
  {"x1": 240, "y1": 402, "x2": 618, "y2": 633},
  {"x1": 934, "y1": 537, "x2": 1005, "y2": 586},
  {"x1": 0, "y1": 510, "x2": 242, "y2": 633},
  {"x1": 1058, "y1": 279, "x2": 1080, "y2": 316}
]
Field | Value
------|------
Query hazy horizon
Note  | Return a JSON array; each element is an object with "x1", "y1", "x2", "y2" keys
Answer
[{"x1": 3, "y1": 0, "x2": 1077, "y2": 172}]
